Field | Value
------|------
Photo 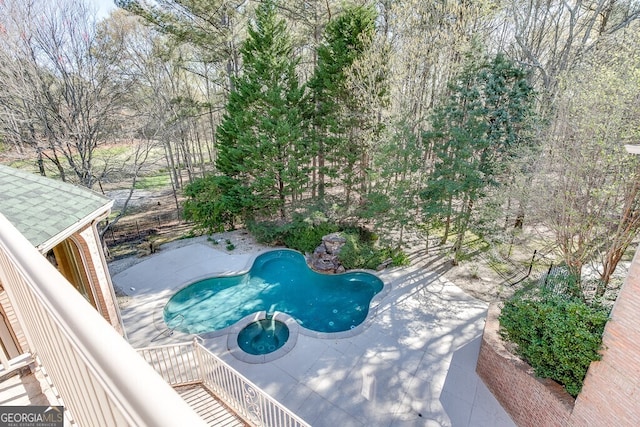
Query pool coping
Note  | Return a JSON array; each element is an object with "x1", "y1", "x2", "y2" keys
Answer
[
  {"x1": 151, "y1": 248, "x2": 392, "y2": 361},
  {"x1": 224, "y1": 311, "x2": 300, "y2": 363}
]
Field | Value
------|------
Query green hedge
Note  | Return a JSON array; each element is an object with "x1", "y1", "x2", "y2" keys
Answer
[{"x1": 499, "y1": 288, "x2": 609, "y2": 397}]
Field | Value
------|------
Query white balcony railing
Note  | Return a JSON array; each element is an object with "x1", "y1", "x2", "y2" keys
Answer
[
  {"x1": 138, "y1": 340, "x2": 311, "y2": 427},
  {"x1": 0, "y1": 214, "x2": 206, "y2": 426}
]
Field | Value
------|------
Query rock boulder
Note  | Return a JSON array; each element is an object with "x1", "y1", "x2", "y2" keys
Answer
[{"x1": 308, "y1": 233, "x2": 347, "y2": 274}]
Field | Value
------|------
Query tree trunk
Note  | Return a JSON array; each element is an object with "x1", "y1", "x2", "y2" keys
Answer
[
  {"x1": 278, "y1": 173, "x2": 286, "y2": 219},
  {"x1": 452, "y1": 196, "x2": 474, "y2": 265},
  {"x1": 440, "y1": 195, "x2": 453, "y2": 245},
  {"x1": 47, "y1": 146, "x2": 67, "y2": 182},
  {"x1": 179, "y1": 130, "x2": 193, "y2": 183},
  {"x1": 164, "y1": 140, "x2": 181, "y2": 191},
  {"x1": 318, "y1": 138, "x2": 325, "y2": 200},
  {"x1": 514, "y1": 206, "x2": 525, "y2": 230},
  {"x1": 600, "y1": 248, "x2": 623, "y2": 292},
  {"x1": 36, "y1": 148, "x2": 46, "y2": 176}
]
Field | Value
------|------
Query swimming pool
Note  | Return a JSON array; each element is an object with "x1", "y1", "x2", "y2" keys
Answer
[{"x1": 163, "y1": 249, "x2": 384, "y2": 334}]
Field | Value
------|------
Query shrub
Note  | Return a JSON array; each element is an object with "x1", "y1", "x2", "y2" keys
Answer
[
  {"x1": 248, "y1": 215, "x2": 408, "y2": 270},
  {"x1": 338, "y1": 234, "x2": 409, "y2": 270},
  {"x1": 183, "y1": 175, "x2": 247, "y2": 233},
  {"x1": 339, "y1": 234, "x2": 371, "y2": 269},
  {"x1": 247, "y1": 213, "x2": 339, "y2": 253},
  {"x1": 246, "y1": 220, "x2": 283, "y2": 245},
  {"x1": 390, "y1": 249, "x2": 410, "y2": 266},
  {"x1": 499, "y1": 288, "x2": 609, "y2": 397},
  {"x1": 281, "y1": 217, "x2": 339, "y2": 253}
]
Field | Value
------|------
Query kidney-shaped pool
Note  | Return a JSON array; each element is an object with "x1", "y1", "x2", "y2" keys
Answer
[{"x1": 163, "y1": 249, "x2": 384, "y2": 334}]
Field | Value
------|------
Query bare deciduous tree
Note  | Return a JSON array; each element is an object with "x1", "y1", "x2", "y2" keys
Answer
[
  {"x1": 0, "y1": 0, "x2": 132, "y2": 188},
  {"x1": 534, "y1": 27, "x2": 640, "y2": 287},
  {"x1": 505, "y1": 0, "x2": 640, "y2": 105}
]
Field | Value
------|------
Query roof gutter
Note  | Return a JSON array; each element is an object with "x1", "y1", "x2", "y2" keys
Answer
[{"x1": 37, "y1": 199, "x2": 114, "y2": 253}]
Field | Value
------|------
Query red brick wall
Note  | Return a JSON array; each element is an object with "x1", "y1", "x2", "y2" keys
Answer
[
  {"x1": 478, "y1": 248, "x2": 640, "y2": 426},
  {"x1": 476, "y1": 304, "x2": 573, "y2": 427},
  {"x1": 72, "y1": 224, "x2": 124, "y2": 336},
  {"x1": 570, "y1": 248, "x2": 640, "y2": 426}
]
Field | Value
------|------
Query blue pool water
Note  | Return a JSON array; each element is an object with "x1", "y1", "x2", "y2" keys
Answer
[
  {"x1": 237, "y1": 318, "x2": 289, "y2": 355},
  {"x1": 163, "y1": 249, "x2": 384, "y2": 334}
]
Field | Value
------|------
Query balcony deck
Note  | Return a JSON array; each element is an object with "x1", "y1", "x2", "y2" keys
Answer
[
  {"x1": 0, "y1": 369, "x2": 246, "y2": 427},
  {"x1": 0, "y1": 370, "x2": 50, "y2": 406},
  {"x1": 174, "y1": 384, "x2": 246, "y2": 427},
  {"x1": 0, "y1": 214, "x2": 209, "y2": 426}
]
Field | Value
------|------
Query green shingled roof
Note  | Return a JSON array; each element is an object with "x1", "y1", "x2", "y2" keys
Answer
[{"x1": 0, "y1": 165, "x2": 113, "y2": 249}]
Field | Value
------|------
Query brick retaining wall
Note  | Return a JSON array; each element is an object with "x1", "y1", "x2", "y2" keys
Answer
[
  {"x1": 476, "y1": 304, "x2": 573, "y2": 427},
  {"x1": 570, "y1": 248, "x2": 640, "y2": 426},
  {"x1": 478, "y1": 244, "x2": 640, "y2": 426}
]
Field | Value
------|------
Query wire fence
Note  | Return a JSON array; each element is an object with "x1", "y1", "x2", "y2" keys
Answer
[
  {"x1": 487, "y1": 246, "x2": 622, "y2": 308},
  {"x1": 104, "y1": 210, "x2": 183, "y2": 244},
  {"x1": 479, "y1": 242, "x2": 558, "y2": 290}
]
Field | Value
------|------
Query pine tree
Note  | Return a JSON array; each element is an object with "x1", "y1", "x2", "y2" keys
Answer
[
  {"x1": 307, "y1": 4, "x2": 378, "y2": 204},
  {"x1": 216, "y1": 0, "x2": 307, "y2": 220},
  {"x1": 422, "y1": 52, "x2": 535, "y2": 264}
]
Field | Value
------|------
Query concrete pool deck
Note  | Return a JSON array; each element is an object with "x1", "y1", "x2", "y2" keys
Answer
[{"x1": 112, "y1": 242, "x2": 515, "y2": 426}]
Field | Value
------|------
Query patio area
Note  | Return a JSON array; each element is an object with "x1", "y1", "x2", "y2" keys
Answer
[{"x1": 112, "y1": 240, "x2": 515, "y2": 427}]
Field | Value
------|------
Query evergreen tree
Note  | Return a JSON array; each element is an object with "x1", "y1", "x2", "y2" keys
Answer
[
  {"x1": 307, "y1": 4, "x2": 378, "y2": 204},
  {"x1": 363, "y1": 120, "x2": 423, "y2": 248},
  {"x1": 422, "y1": 52, "x2": 535, "y2": 264},
  {"x1": 216, "y1": 0, "x2": 307, "y2": 220}
]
